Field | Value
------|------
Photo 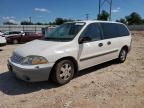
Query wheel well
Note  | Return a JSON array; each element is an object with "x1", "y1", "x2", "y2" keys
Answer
[
  {"x1": 50, "y1": 57, "x2": 78, "y2": 77},
  {"x1": 121, "y1": 45, "x2": 129, "y2": 52}
]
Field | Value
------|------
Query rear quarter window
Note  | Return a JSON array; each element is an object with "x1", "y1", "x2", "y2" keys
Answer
[
  {"x1": 100, "y1": 23, "x2": 130, "y2": 39},
  {"x1": 117, "y1": 24, "x2": 130, "y2": 36}
]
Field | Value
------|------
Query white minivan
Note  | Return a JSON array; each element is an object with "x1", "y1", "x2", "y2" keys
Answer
[{"x1": 8, "y1": 21, "x2": 132, "y2": 85}]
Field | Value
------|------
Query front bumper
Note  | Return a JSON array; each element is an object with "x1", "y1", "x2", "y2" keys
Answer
[{"x1": 8, "y1": 59, "x2": 54, "y2": 82}]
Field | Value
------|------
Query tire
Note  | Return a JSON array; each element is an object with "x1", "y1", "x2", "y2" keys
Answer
[
  {"x1": 51, "y1": 60, "x2": 74, "y2": 85},
  {"x1": 13, "y1": 39, "x2": 18, "y2": 44},
  {"x1": 117, "y1": 48, "x2": 128, "y2": 63}
]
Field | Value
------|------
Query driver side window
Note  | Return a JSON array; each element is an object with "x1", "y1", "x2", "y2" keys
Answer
[{"x1": 80, "y1": 23, "x2": 102, "y2": 42}]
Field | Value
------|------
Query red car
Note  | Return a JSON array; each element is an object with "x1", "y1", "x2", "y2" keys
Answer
[{"x1": 6, "y1": 32, "x2": 43, "y2": 44}]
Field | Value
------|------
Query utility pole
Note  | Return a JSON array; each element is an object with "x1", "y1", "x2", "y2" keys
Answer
[
  {"x1": 85, "y1": 14, "x2": 89, "y2": 20},
  {"x1": 29, "y1": 17, "x2": 32, "y2": 23},
  {"x1": 109, "y1": 0, "x2": 112, "y2": 21},
  {"x1": 98, "y1": 0, "x2": 101, "y2": 18},
  {"x1": 98, "y1": 0, "x2": 113, "y2": 21}
]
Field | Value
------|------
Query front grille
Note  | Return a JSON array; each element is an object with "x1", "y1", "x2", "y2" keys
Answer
[{"x1": 11, "y1": 53, "x2": 23, "y2": 64}]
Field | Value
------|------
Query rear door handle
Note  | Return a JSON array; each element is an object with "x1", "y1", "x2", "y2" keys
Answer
[
  {"x1": 98, "y1": 43, "x2": 103, "y2": 47},
  {"x1": 107, "y1": 41, "x2": 111, "y2": 45}
]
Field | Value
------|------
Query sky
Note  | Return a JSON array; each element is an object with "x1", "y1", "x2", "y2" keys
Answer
[{"x1": 0, "y1": 0, "x2": 144, "y2": 24}]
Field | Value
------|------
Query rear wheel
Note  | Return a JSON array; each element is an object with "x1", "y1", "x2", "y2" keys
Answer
[
  {"x1": 117, "y1": 48, "x2": 128, "y2": 63},
  {"x1": 13, "y1": 39, "x2": 18, "y2": 44},
  {"x1": 51, "y1": 60, "x2": 74, "y2": 85}
]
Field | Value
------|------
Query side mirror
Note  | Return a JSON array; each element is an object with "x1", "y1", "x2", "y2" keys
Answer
[{"x1": 78, "y1": 36, "x2": 91, "y2": 44}]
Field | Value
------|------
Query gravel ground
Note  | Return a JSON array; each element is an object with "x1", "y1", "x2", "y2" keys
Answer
[{"x1": 0, "y1": 31, "x2": 144, "y2": 108}]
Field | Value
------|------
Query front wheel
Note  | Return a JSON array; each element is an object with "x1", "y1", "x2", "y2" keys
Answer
[
  {"x1": 51, "y1": 60, "x2": 74, "y2": 85},
  {"x1": 13, "y1": 39, "x2": 18, "y2": 44},
  {"x1": 117, "y1": 48, "x2": 128, "y2": 63}
]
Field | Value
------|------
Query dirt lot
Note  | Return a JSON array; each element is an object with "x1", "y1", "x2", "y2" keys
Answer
[{"x1": 0, "y1": 31, "x2": 144, "y2": 108}]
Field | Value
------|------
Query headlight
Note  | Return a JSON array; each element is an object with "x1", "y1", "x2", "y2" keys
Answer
[{"x1": 21, "y1": 56, "x2": 48, "y2": 65}]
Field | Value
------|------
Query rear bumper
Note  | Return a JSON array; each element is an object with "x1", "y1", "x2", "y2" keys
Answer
[{"x1": 8, "y1": 59, "x2": 54, "y2": 82}]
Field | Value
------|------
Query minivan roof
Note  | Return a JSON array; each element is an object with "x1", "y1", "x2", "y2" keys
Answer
[{"x1": 69, "y1": 20, "x2": 124, "y2": 25}]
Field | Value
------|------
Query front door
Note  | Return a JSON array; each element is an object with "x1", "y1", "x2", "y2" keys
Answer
[{"x1": 78, "y1": 23, "x2": 107, "y2": 70}]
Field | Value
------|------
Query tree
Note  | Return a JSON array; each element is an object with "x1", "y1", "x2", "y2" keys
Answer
[
  {"x1": 125, "y1": 12, "x2": 143, "y2": 25},
  {"x1": 97, "y1": 10, "x2": 109, "y2": 21},
  {"x1": 54, "y1": 18, "x2": 74, "y2": 25},
  {"x1": 55, "y1": 18, "x2": 64, "y2": 25},
  {"x1": 21, "y1": 21, "x2": 33, "y2": 25},
  {"x1": 142, "y1": 19, "x2": 144, "y2": 24},
  {"x1": 3, "y1": 21, "x2": 17, "y2": 25},
  {"x1": 48, "y1": 22, "x2": 53, "y2": 25},
  {"x1": 35, "y1": 22, "x2": 43, "y2": 25},
  {"x1": 116, "y1": 18, "x2": 127, "y2": 24}
]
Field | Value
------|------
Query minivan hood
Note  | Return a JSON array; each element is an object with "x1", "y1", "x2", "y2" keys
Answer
[{"x1": 15, "y1": 40, "x2": 70, "y2": 57}]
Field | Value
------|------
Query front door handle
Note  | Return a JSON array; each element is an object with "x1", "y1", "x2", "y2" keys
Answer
[
  {"x1": 107, "y1": 41, "x2": 111, "y2": 45},
  {"x1": 98, "y1": 43, "x2": 103, "y2": 47}
]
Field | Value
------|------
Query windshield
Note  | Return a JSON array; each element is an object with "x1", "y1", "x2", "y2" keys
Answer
[{"x1": 45, "y1": 22, "x2": 85, "y2": 41}]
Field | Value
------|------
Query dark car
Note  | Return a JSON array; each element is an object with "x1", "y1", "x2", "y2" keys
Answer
[{"x1": 6, "y1": 32, "x2": 43, "y2": 44}]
